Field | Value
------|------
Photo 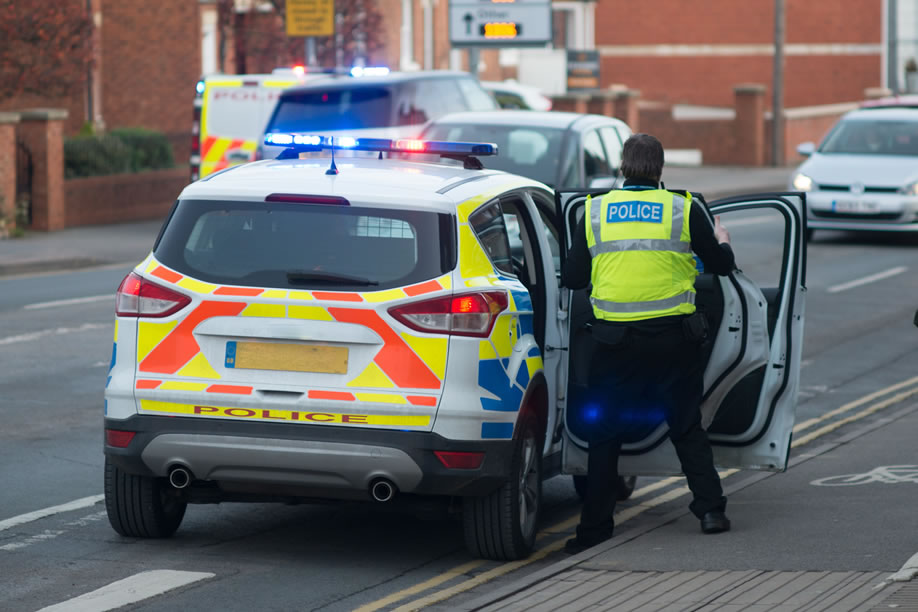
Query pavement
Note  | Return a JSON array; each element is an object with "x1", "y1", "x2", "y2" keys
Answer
[{"x1": 0, "y1": 166, "x2": 796, "y2": 278}]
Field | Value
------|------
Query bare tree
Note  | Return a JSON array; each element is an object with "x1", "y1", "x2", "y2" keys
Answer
[{"x1": 0, "y1": 0, "x2": 93, "y2": 101}]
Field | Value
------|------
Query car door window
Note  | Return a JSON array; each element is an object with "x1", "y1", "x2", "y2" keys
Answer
[
  {"x1": 469, "y1": 201, "x2": 513, "y2": 274},
  {"x1": 583, "y1": 130, "x2": 612, "y2": 183},
  {"x1": 599, "y1": 126, "x2": 624, "y2": 169}
]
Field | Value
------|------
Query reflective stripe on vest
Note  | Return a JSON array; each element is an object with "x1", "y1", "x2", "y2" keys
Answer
[
  {"x1": 590, "y1": 289, "x2": 696, "y2": 314},
  {"x1": 586, "y1": 189, "x2": 697, "y2": 321}
]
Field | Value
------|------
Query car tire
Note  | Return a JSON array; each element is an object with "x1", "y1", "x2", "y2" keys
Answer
[
  {"x1": 104, "y1": 459, "x2": 186, "y2": 538},
  {"x1": 573, "y1": 474, "x2": 638, "y2": 502},
  {"x1": 463, "y1": 413, "x2": 542, "y2": 561}
]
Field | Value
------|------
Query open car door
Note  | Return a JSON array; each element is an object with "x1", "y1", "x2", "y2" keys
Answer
[{"x1": 557, "y1": 191, "x2": 807, "y2": 476}]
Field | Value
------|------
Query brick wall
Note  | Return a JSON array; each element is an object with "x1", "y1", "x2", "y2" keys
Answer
[
  {"x1": 595, "y1": 0, "x2": 882, "y2": 108},
  {"x1": 63, "y1": 167, "x2": 186, "y2": 228},
  {"x1": 100, "y1": 0, "x2": 201, "y2": 164}
]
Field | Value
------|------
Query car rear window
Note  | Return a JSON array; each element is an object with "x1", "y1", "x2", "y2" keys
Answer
[
  {"x1": 154, "y1": 200, "x2": 456, "y2": 291},
  {"x1": 425, "y1": 124, "x2": 565, "y2": 186},
  {"x1": 267, "y1": 86, "x2": 394, "y2": 132}
]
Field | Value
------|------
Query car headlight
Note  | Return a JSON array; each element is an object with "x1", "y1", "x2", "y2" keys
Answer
[
  {"x1": 792, "y1": 173, "x2": 813, "y2": 191},
  {"x1": 899, "y1": 181, "x2": 918, "y2": 196}
]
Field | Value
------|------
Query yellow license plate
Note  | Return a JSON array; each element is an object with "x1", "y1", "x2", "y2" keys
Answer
[{"x1": 226, "y1": 341, "x2": 348, "y2": 374}]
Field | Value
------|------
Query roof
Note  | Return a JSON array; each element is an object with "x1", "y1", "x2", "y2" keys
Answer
[
  {"x1": 845, "y1": 107, "x2": 918, "y2": 121},
  {"x1": 281, "y1": 70, "x2": 477, "y2": 94},
  {"x1": 426, "y1": 110, "x2": 627, "y2": 131},
  {"x1": 180, "y1": 157, "x2": 545, "y2": 211}
]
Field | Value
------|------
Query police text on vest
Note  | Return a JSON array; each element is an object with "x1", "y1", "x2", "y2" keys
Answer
[{"x1": 606, "y1": 201, "x2": 664, "y2": 224}]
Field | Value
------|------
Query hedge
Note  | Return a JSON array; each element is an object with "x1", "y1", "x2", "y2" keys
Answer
[{"x1": 65, "y1": 128, "x2": 175, "y2": 178}]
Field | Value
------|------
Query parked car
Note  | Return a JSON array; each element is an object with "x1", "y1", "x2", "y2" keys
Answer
[
  {"x1": 790, "y1": 101, "x2": 918, "y2": 239},
  {"x1": 259, "y1": 70, "x2": 498, "y2": 159},
  {"x1": 419, "y1": 110, "x2": 632, "y2": 190},
  {"x1": 481, "y1": 80, "x2": 553, "y2": 111}
]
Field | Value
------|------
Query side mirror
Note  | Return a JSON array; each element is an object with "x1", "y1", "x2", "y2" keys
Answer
[{"x1": 796, "y1": 142, "x2": 816, "y2": 157}]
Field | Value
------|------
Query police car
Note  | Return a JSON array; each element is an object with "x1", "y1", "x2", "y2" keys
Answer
[{"x1": 104, "y1": 135, "x2": 808, "y2": 560}]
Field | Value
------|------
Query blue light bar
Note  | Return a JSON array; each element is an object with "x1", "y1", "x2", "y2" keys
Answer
[
  {"x1": 350, "y1": 66, "x2": 390, "y2": 77},
  {"x1": 263, "y1": 133, "x2": 498, "y2": 157}
]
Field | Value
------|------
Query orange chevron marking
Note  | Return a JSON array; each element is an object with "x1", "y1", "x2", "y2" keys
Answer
[
  {"x1": 139, "y1": 300, "x2": 247, "y2": 374},
  {"x1": 328, "y1": 308, "x2": 441, "y2": 390}
]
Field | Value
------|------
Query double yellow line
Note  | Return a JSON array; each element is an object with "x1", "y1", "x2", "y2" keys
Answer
[{"x1": 356, "y1": 375, "x2": 918, "y2": 612}]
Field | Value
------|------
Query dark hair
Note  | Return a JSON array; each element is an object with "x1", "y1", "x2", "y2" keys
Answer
[{"x1": 620, "y1": 133, "x2": 664, "y2": 181}]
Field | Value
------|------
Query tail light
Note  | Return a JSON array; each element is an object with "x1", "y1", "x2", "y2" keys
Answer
[
  {"x1": 106, "y1": 429, "x2": 136, "y2": 448},
  {"x1": 116, "y1": 272, "x2": 191, "y2": 318},
  {"x1": 388, "y1": 291, "x2": 508, "y2": 337}
]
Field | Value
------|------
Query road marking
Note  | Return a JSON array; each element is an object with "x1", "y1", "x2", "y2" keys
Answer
[
  {"x1": 0, "y1": 322, "x2": 109, "y2": 346},
  {"x1": 36, "y1": 570, "x2": 215, "y2": 612},
  {"x1": 0, "y1": 530, "x2": 65, "y2": 552},
  {"x1": 826, "y1": 265, "x2": 907, "y2": 294},
  {"x1": 24, "y1": 294, "x2": 113, "y2": 310},
  {"x1": 791, "y1": 387, "x2": 918, "y2": 448},
  {"x1": 371, "y1": 377, "x2": 918, "y2": 611},
  {"x1": 793, "y1": 375, "x2": 918, "y2": 434},
  {"x1": 811, "y1": 465, "x2": 918, "y2": 487},
  {"x1": 0, "y1": 495, "x2": 103, "y2": 533}
]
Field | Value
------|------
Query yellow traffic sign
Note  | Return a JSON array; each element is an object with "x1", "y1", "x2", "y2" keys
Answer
[{"x1": 286, "y1": 0, "x2": 334, "y2": 37}]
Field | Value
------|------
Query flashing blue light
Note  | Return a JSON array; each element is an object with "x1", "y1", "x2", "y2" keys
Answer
[
  {"x1": 263, "y1": 133, "x2": 499, "y2": 157},
  {"x1": 350, "y1": 66, "x2": 390, "y2": 77},
  {"x1": 583, "y1": 404, "x2": 601, "y2": 423},
  {"x1": 195, "y1": 80, "x2": 205, "y2": 95}
]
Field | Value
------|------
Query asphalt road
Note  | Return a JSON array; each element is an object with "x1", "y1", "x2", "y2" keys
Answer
[{"x1": 1, "y1": 204, "x2": 917, "y2": 611}]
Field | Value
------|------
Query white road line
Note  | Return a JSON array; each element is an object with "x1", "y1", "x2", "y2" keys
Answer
[
  {"x1": 36, "y1": 570, "x2": 215, "y2": 612},
  {"x1": 0, "y1": 495, "x2": 103, "y2": 533},
  {"x1": 0, "y1": 322, "x2": 109, "y2": 346},
  {"x1": 826, "y1": 266, "x2": 908, "y2": 294},
  {"x1": 24, "y1": 294, "x2": 113, "y2": 310},
  {"x1": 0, "y1": 530, "x2": 65, "y2": 552}
]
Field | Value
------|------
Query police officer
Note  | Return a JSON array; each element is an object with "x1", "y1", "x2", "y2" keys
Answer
[{"x1": 562, "y1": 133, "x2": 734, "y2": 554}]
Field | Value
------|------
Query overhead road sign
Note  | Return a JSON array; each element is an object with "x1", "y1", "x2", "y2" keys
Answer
[
  {"x1": 286, "y1": 0, "x2": 334, "y2": 37},
  {"x1": 449, "y1": 0, "x2": 551, "y2": 47}
]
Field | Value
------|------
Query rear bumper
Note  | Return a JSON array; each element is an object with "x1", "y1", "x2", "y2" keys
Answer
[{"x1": 104, "y1": 415, "x2": 515, "y2": 499}]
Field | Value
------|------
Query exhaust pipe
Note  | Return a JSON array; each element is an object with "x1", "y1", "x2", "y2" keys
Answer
[
  {"x1": 369, "y1": 478, "x2": 396, "y2": 502},
  {"x1": 168, "y1": 466, "x2": 192, "y2": 489}
]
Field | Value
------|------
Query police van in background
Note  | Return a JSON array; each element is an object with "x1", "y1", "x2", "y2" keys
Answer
[{"x1": 190, "y1": 67, "x2": 312, "y2": 182}]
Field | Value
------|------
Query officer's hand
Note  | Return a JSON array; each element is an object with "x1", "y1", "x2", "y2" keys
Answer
[{"x1": 714, "y1": 215, "x2": 731, "y2": 245}]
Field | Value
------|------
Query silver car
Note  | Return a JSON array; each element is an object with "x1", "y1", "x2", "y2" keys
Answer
[{"x1": 791, "y1": 105, "x2": 918, "y2": 239}]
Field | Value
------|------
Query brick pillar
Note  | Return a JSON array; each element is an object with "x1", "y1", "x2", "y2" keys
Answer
[
  {"x1": 613, "y1": 89, "x2": 641, "y2": 132},
  {"x1": 586, "y1": 91, "x2": 615, "y2": 117},
  {"x1": 551, "y1": 93, "x2": 590, "y2": 114},
  {"x1": 0, "y1": 112, "x2": 19, "y2": 233},
  {"x1": 733, "y1": 84, "x2": 766, "y2": 167},
  {"x1": 19, "y1": 109, "x2": 68, "y2": 231}
]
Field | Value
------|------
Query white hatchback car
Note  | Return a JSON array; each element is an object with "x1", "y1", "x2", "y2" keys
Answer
[
  {"x1": 791, "y1": 102, "x2": 918, "y2": 238},
  {"x1": 104, "y1": 134, "x2": 807, "y2": 560}
]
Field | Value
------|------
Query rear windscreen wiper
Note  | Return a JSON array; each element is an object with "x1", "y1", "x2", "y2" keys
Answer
[{"x1": 285, "y1": 270, "x2": 379, "y2": 286}]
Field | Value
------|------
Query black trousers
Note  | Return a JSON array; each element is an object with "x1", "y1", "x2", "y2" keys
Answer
[{"x1": 574, "y1": 321, "x2": 727, "y2": 544}]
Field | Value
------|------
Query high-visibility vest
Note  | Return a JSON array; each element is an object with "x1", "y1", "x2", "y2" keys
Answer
[{"x1": 585, "y1": 188, "x2": 697, "y2": 321}]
